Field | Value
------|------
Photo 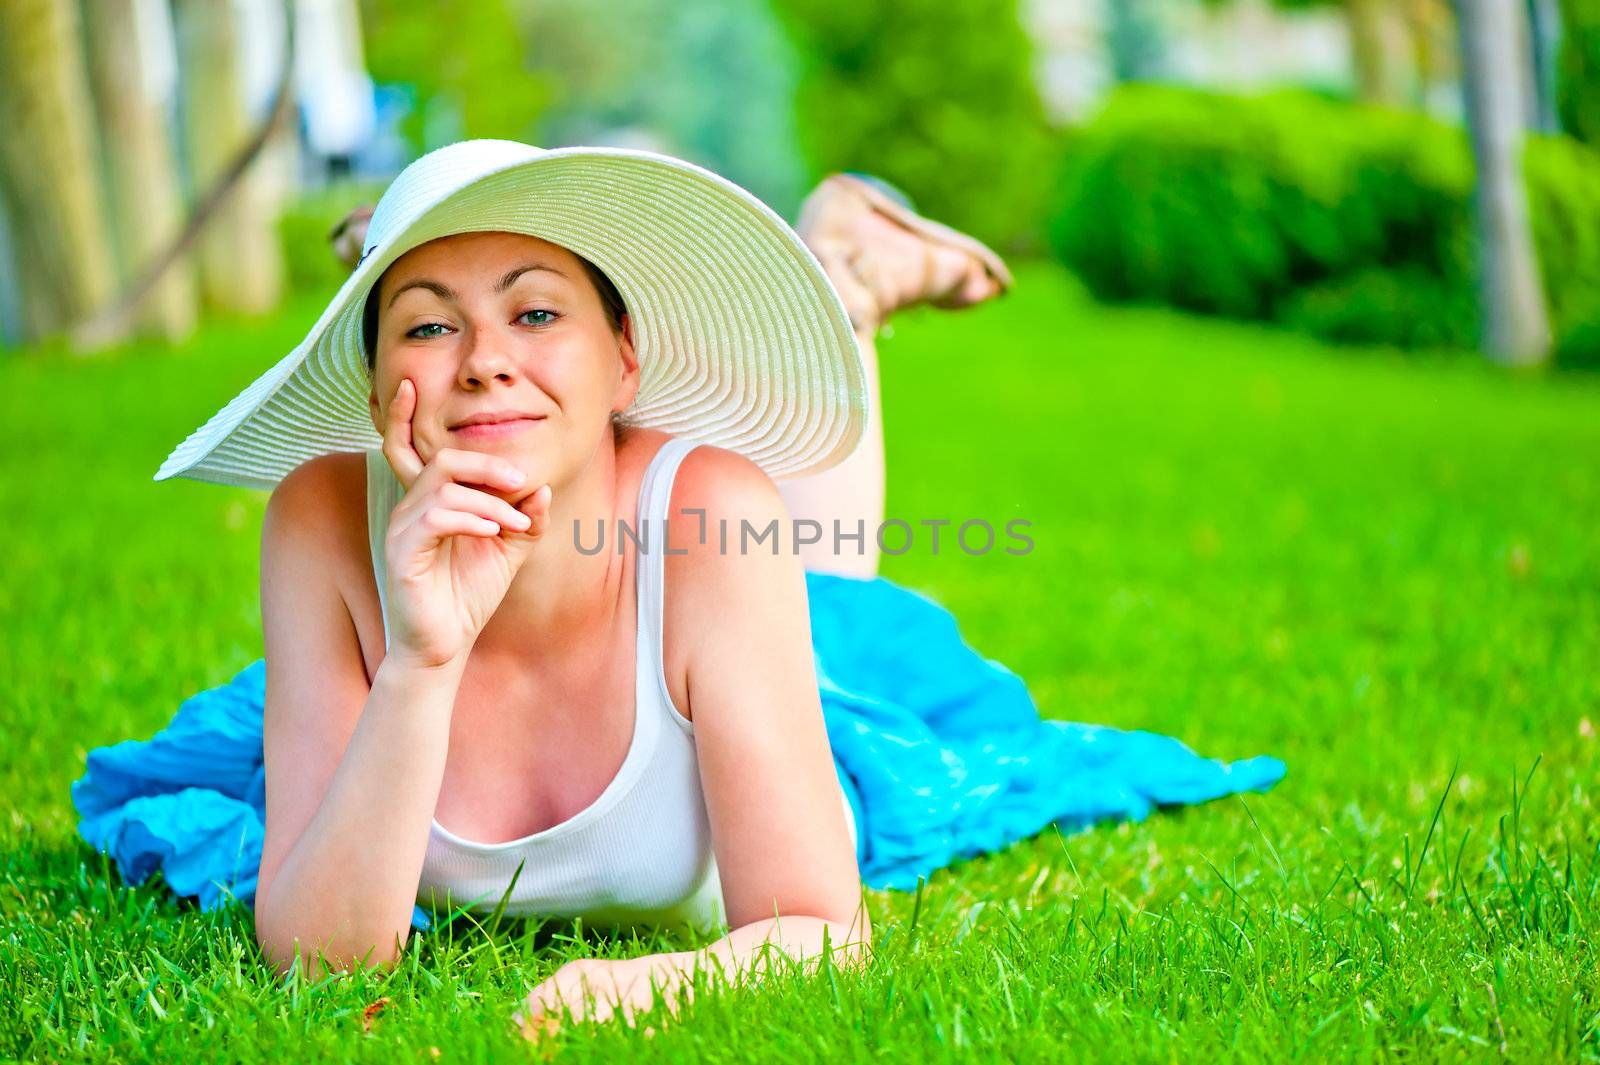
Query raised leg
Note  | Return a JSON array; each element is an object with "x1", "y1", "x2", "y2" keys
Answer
[
  {"x1": 779, "y1": 174, "x2": 1008, "y2": 580},
  {"x1": 778, "y1": 324, "x2": 886, "y2": 579}
]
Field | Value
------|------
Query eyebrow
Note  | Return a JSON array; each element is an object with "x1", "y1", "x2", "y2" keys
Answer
[{"x1": 386, "y1": 262, "x2": 569, "y2": 309}]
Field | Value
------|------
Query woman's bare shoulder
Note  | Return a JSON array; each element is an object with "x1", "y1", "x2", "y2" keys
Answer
[
  {"x1": 666, "y1": 443, "x2": 796, "y2": 616},
  {"x1": 263, "y1": 451, "x2": 385, "y2": 676},
  {"x1": 671, "y1": 441, "x2": 781, "y2": 510},
  {"x1": 262, "y1": 450, "x2": 375, "y2": 601}
]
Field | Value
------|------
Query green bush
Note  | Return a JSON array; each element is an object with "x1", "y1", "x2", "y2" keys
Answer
[
  {"x1": 770, "y1": 0, "x2": 1059, "y2": 251},
  {"x1": 1558, "y1": 0, "x2": 1600, "y2": 149},
  {"x1": 1523, "y1": 130, "x2": 1600, "y2": 367},
  {"x1": 1280, "y1": 268, "x2": 1475, "y2": 349},
  {"x1": 1048, "y1": 85, "x2": 1600, "y2": 368}
]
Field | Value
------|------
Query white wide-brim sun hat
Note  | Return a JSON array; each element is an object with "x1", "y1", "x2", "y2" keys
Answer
[{"x1": 153, "y1": 139, "x2": 868, "y2": 490}]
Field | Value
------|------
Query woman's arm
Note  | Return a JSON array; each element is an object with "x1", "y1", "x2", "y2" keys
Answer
[
  {"x1": 254, "y1": 455, "x2": 466, "y2": 978},
  {"x1": 517, "y1": 445, "x2": 871, "y2": 1033},
  {"x1": 676, "y1": 446, "x2": 870, "y2": 943},
  {"x1": 257, "y1": 387, "x2": 549, "y2": 980},
  {"x1": 516, "y1": 913, "x2": 869, "y2": 1036}
]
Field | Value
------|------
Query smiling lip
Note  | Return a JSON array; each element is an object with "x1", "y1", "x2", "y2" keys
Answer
[{"x1": 451, "y1": 409, "x2": 550, "y2": 434}]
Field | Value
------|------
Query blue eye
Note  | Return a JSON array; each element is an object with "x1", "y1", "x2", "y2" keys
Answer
[
  {"x1": 519, "y1": 309, "x2": 558, "y2": 326},
  {"x1": 405, "y1": 322, "x2": 448, "y2": 339}
]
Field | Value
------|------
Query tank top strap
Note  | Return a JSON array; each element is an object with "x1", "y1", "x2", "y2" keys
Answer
[
  {"x1": 365, "y1": 447, "x2": 404, "y2": 651},
  {"x1": 633, "y1": 436, "x2": 703, "y2": 729}
]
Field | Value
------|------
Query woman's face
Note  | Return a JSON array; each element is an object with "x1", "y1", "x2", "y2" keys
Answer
[{"x1": 366, "y1": 230, "x2": 638, "y2": 491}]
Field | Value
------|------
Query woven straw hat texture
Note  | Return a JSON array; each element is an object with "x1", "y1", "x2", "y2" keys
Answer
[{"x1": 154, "y1": 140, "x2": 868, "y2": 490}]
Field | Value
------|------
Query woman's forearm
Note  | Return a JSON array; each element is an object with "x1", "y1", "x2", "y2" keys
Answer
[
  {"x1": 690, "y1": 912, "x2": 874, "y2": 982},
  {"x1": 255, "y1": 652, "x2": 465, "y2": 977},
  {"x1": 516, "y1": 911, "x2": 873, "y2": 1036}
]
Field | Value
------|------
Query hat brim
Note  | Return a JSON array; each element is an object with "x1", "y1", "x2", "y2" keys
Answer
[{"x1": 153, "y1": 144, "x2": 868, "y2": 490}]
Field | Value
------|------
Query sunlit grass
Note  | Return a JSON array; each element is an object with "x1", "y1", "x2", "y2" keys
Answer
[{"x1": 2, "y1": 263, "x2": 1596, "y2": 1060}]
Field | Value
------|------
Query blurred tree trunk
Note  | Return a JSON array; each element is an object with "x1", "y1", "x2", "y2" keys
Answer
[
  {"x1": 237, "y1": 0, "x2": 300, "y2": 236},
  {"x1": 1402, "y1": 0, "x2": 1455, "y2": 106},
  {"x1": 1346, "y1": 0, "x2": 1402, "y2": 102},
  {"x1": 1456, "y1": 0, "x2": 1551, "y2": 364},
  {"x1": 0, "y1": 0, "x2": 119, "y2": 348},
  {"x1": 84, "y1": 0, "x2": 198, "y2": 343},
  {"x1": 173, "y1": 0, "x2": 284, "y2": 315},
  {"x1": 1525, "y1": 0, "x2": 1563, "y2": 130}
]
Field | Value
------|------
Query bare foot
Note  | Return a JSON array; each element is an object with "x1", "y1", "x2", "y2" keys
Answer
[
  {"x1": 329, "y1": 204, "x2": 375, "y2": 270},
  {"x1": 797, "y1": 173, "x2": 1009, "y2": 334}
]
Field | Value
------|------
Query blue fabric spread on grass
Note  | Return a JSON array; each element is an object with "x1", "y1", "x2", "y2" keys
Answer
[{"x1": 72, "y1": 572, "x2": 1285, "y2": 932}]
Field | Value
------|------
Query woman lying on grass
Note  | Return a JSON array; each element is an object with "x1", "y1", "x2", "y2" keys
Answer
[
  {"x1": 89, "y1": 140, "x2": 1283, "y2": 1039},
  {"x1": 268, "y1": 143, "x2": 1006, "y2": 1030}
]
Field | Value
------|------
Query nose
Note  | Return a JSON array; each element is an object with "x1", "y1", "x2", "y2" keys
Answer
[{"x1": 457, "y1": 331, "x2": 518, "y2": 389}]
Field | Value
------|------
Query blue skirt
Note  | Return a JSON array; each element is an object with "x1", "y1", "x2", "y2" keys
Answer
[{"x1": 72, "y1": 572, "x2": 1284, "y2": 930}]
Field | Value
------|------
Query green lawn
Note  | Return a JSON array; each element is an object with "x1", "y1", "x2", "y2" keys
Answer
[{"x1": 2, "y1": 262, "x2": 1597, "y2": 1061}]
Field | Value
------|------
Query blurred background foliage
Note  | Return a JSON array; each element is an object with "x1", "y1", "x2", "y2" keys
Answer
[
  {"x1": 518, "y1": 0, "x2": 809, "y2": 220},
  {"x1": 358, "y1": 0, "x2": 553, "y2": 153},
  {"x1": 346, "y1": 0, "x2": 1055, "y2": 247},
  {"x1": 1558, "y1": 0, "x2": 1600, "y2": 147},
  {"x1": 1046, "y1": 85, "x2": 1600, "y2": 369},
  {"x1": 770, "y1": 0, "x2": 1058, "y2": 249},
  {"x1": 6, "y1": 0, "x2": 1600, "y2": 370},
  {"x1": 267, "y1": 0, "x2": 1057, "y2": 312}
]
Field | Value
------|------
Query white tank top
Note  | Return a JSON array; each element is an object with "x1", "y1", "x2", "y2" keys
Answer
[{"x1": 364, "y1": 436, "x2": 857, "y2": 933}]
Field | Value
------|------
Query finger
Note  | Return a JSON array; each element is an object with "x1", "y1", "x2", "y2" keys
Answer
[
  {"x1": 435, "y1": 481, "x2": 534, "y2": 532},
  {"x1": 414, "y1": 506, "x2": 504, "y2": 541},
  {"x1": 382, "y1": 379, "x2": 425, "y2": 488},
  {"x1": 514, "y1": 1006, "x2": 560, "y2": 1042},
  {"x1": 508, "y1": 484, "x2": 553, "y2": 534},
  {"x1": 515, "y1": 483, "x2": 552, "y2": 521},
  {"x1": 589, "y1": 996, "x2": 619, "y2": 1026},
  {"x1": 413, "y1": 447, "x2": 528, "y2": 499},
  {"x1": 556, "y1": 973, "x2": 600, "y2": 1021}
]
